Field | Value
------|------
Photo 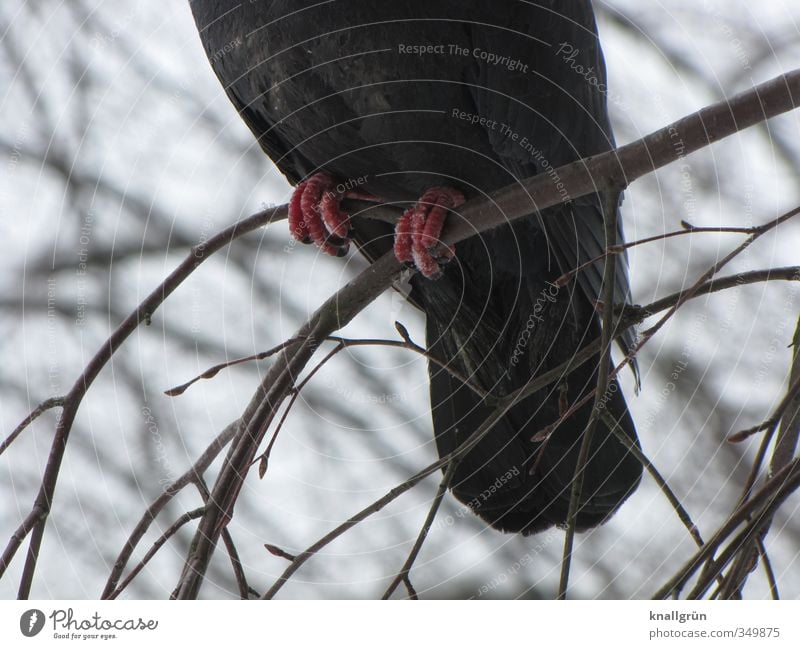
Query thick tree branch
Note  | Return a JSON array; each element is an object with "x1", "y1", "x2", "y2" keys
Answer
[
  {"x1": 177, "y1": 70, "x2": 800, "y2": 592},
  {"x1": 259, "y1": 246, "x2": 800, "y2": 600},
  {"x1": 442, "y1": 70, "x2": 800, "y2": 245},
  {"x1": 5, "y1": 69, "x2": 798, "y2": 598}
]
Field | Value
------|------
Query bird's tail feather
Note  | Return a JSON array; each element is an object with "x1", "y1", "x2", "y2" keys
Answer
[{"x1": 419, "y1": 222, "x2": 642, "y2": 534}]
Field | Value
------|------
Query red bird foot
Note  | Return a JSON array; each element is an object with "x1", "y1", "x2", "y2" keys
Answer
[
  {"x1": 288, "y1": 172, "x2": 353, "y2": 257},
  {"x1": 394, "y1": 187, "x2": 465, "y2": 279}
]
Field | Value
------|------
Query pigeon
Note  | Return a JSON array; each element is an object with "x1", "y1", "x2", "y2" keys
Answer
[{"x1": 190, "y1": 0, "x2": 642, "y2": 533}]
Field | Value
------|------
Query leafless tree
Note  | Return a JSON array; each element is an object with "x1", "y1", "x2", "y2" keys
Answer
[{"x1": 1, "y1": 1, "x2": 799, "y2": 599}]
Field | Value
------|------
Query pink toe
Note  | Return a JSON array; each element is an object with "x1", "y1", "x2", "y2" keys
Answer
[
  {"x1": 292, "y1": 172, "x2": 352, "y2": 257},
  {"x1": 394, "y1": 209, "x2": 414, "y2": 263},
  {"x1": 288, "y1": 181, "x2": 309, "y2": 242}
]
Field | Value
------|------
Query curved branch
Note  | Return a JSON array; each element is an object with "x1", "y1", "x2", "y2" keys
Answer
[
  {"x1": 5, "y1": 68, "x2": 798, "y2": 597},
  {"x1": 260, "y1": 255, "x2": 800, "y2": 599}
]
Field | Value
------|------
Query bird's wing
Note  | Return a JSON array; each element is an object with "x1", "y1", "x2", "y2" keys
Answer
[{"x1": 464, "y1": 2, "x2": 638, "y2": 371}]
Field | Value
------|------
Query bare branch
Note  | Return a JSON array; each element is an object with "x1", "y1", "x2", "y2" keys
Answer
[
  {"x1": 381, "y1": 462, "x2": 458, "y2": 599},
  {"x1": 0, "y1": 397, "x2": 65, "y2": 457},
  {"x1": 6, "y1": 68, "x2": 799, "y2": 598}
]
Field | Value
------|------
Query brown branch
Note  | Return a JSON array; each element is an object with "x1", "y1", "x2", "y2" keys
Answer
[
  {"x1": 2, "y1": 204, "x2": 289, "y2": 596},
  {"x1": 255, "y1": 342, "x2": 345, "y2": 477},
  {"x1": 714, "y1": 314, "x2": 800, "y2": 599},
  {"x1": 104, "y1": 507, "x2": 206, "y2": 600},
  {"x1": 603, "y1": 411, "x2": 704, "y2": 548},
  {"x1": 558, "y1": 189, "x2": 623, "y2": 600},
  {"x1": 653, "y1": 457, "x2": 800, "y2": 599},
  {"x1": 381, "y1": 461, "x2": 458, "y2": 599},
  {"x1": 257, "y1": 256, "x2": 800, "y2": 599},
  {"x1": 0, "y1": 397, "x2": 65, "y2": 457},
  {"x1": 441, "y1": 70, "x2": 800, "y2": 247},
  {"x1": 262, "y1": 390, "x2": 519, "y2": 599},
  {"x1": 164, "y1": 337, "x2": 306, "y2": 397},
  {"x1": 7, "y1": 68, "x2": 798, "y2": 598},
  {"x1": 221, "y1": 528, "x2": 252, "y2": 600},
  {"x1": 101, "y1": 419, "x2": 240, "y2": 599},
  {"x1": 556, "y1": 221, "x2": 760, "y2": 288}
]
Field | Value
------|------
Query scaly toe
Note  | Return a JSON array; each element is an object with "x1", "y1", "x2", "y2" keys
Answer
[
  {"x1": 288, "y1": 172, "x2": 351, "y2": 256},
  {"x1": 394, "y1": 186, "x2": 464, "y2": 279}
]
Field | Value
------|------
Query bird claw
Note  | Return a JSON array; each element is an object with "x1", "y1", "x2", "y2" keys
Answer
[
  {"x1": 393, "y1": 187, "x2": 465, "y2": 279},
  {"x1": 288, "y1": 172, "x2": 352, "y2": 256}
]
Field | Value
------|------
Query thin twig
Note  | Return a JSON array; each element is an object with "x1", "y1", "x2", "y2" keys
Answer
[
  {"x1": 653, "y1": 457, "x2": 800, "y2": 599},
  {"x1": 169, "y1": 331, "x2": 493, "y2": 403},
  {"x1": 221, "y1": 523, "x2": 251, "y2": 600},
  {"x1": 194, "y1": 477, "x2": 252, "y2": 600},
  {"x1": 0, "y1": 397, "x2": 65, "y2": 457},
  {"x1": 105, "y1": 507, "x2": 206, "y2": 600},
  {"x1": 100, "y1": 419, "x2": 240, "y2": 598},
  {"x1": 10, "y1": 69, "x2": 798, "y2": 597},
  {"x1": 715, "y1": 315, "x2": 800, "y2": 598},
  {"x1": 2, "y1": 205, "x2": 289, "y2": 595},
  {"x1": 381, "y1": 461, "x2": 459, "y2": 599},
  {"x1": 757, "y1": 537, "x2": 780, "y2": 600},
  {"x1": 264, "y1": 544, "x2": 297, "y2": 561},
  {"x1": 555, "y1": 222, "x2": 759, "y2": 287},
  {"x1": 255, "y1": 342, "x2": 345, "y2": 477},
  {"x1": 402, "y1": 575, "x2": 419, "y2": 600},
  {"x1": 558, "y1": 189, "x2": 622, "y2": 600},
  {"x1": 603, "y1": 411, "x2": 704, "y2": 547},
  {"x1": 164, "y1": 337, "x2": 306, "y2": 397}
]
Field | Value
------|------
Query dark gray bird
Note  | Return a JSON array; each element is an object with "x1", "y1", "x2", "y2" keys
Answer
[{"x1": 190, "y1": 0, "x2": 642, "y2": 534}]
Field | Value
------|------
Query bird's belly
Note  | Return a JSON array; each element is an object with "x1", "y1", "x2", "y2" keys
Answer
[{"x1": 243, "y1": 5, "x2": 546, "y2": 199}]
